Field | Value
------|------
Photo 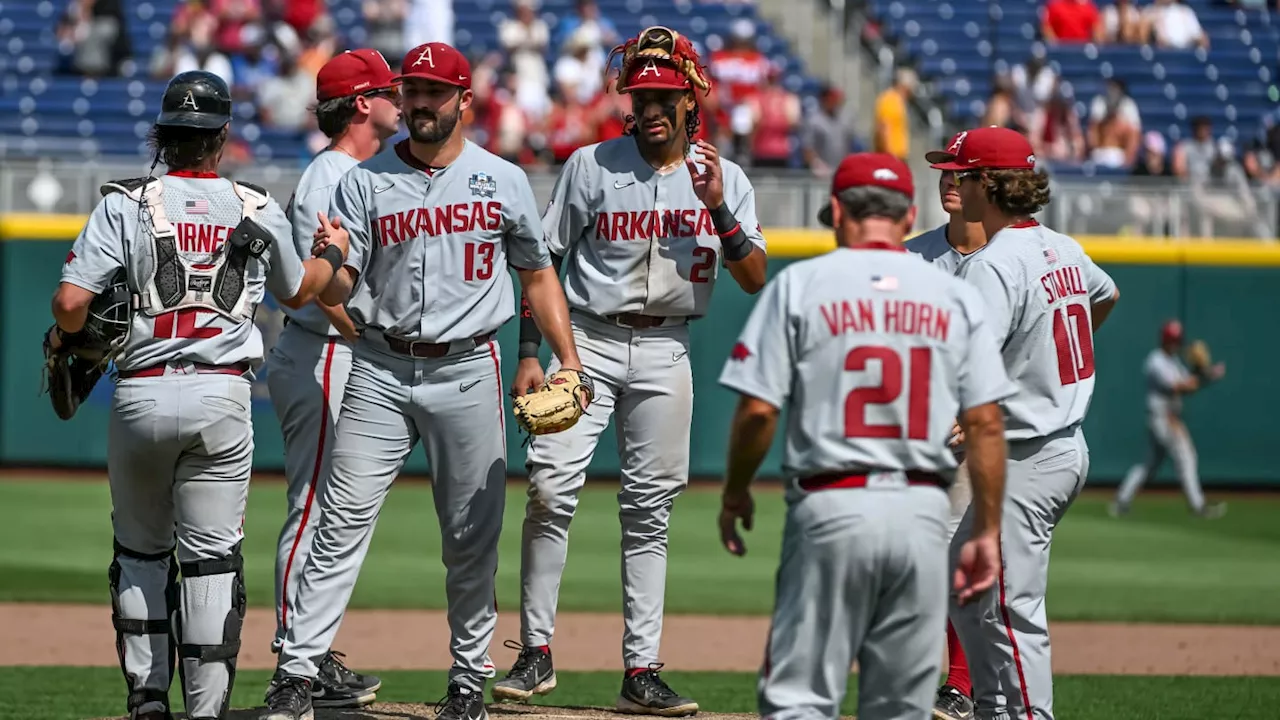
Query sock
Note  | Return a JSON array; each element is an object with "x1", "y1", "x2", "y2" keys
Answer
[
  {"x1": 536, "y1": 645, "x2": 550, "y2": 655},
  {"x1": 626, "y1": 667, "x2": 648, "y2": 678},
  {"x1": 945, "y1": 621, "x2": 973, "y2": 696}
]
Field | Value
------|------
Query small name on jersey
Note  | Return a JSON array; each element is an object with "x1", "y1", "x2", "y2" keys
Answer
[
  {"x1": 376, "y1": 202, "x2": 503, "y2": 246},
  {"x1": 819, "y1": 299, "x2": 951, "y2": 342},
  {"x1": 594, "y1": 209, "x2": 715, "y2": 242},
  {"x1": 1039, "y1": 265, "x2": 1087, "y2": 305},
  {"x1": 175, "y1": 223, "x2": 236, "y2": 254}
]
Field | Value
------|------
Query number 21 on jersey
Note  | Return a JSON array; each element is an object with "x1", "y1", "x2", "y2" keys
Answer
[{"x1": 843, "y1": 346, "x2": 931, "y2": 440}]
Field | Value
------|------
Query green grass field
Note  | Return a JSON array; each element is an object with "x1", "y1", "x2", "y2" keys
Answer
[
  {"x1": 2, "y1": 476, "x2": 1278, "y2": 720},
  {"x1": 1, "y1": 478, "x2": 1277, "y2": 623}
]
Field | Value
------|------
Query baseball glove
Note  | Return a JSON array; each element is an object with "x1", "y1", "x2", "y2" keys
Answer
[
  {"x1": 42, "y1": 325, "x2": 108, "y2": 420},
  {"x1": 513, "y1": 369, "x2": 595, "y2": 436},
  {"x1": 1185, "y1": 339, "x2": 1213, "y2": 374}
]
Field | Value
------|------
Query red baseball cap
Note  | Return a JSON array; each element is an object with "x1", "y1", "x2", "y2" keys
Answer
[
  {"x1": 925, "y1": 131, "x2": 967, "y2": 164},
  {"x1": 620, "y1": 58, "x2": 691, "y2": 92},
  {"x1": 1161, "y1": 319, "x2": 1184, "y2": 344},
  {"x1": 818, "y1": 153, "x2": 915, "y2": 227},
  {"x1": 316, "y1": 49, "x2": 399, "y2": 102},
  {"x1": 929, "y1": 127, "x2": 1037, "y2": 171},
  {"x1": 397, "y1": 42, "x2": 472, "y2": 89}
]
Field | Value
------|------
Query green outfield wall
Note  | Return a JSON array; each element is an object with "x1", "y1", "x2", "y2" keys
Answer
[{"x1": 2, "y1": 213, "x2": 1277, "y2": 485}]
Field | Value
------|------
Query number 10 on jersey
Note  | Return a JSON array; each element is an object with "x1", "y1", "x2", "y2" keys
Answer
[{"x1": 1053, "y1": 301, "x2": 1095, "y2": 386}]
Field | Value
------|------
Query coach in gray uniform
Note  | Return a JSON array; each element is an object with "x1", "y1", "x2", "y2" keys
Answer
[
  {"x1": 718, "y1": 152, "x2": 1011, "y2": 720},
  {"x1": 263, "y1": 42, "x2": 587, "y2": 720},
  {"x1": 50, "y1": 71, "x2": 347, "y2": 720},
  {"x1": 493, "y1": 26, "x2": 766, "y2": 717},
  {"x1": 265, "y1": 48, "x2": 401, "y2": 709}
]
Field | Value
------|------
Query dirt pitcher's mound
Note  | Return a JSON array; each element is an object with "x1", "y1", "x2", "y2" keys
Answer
[{"x1": 94, "y1": 704, "x2": 849, "y2": 720}]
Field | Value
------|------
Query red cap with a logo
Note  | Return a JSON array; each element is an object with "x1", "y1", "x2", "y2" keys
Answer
[
  {"x1": 928, "y1": 127, "x2": 1037, "y2": 171},
  {"x1": 397, "y1": 42, "x2": 472, "y2": 89},
  {"x1": 818, "y1": 153, "x2": 915, "y2": 227},
  {"x1": 316, "y1": 49, "x2": 399, "y2": 102},
  {"x1": 925, "y1": 131, "x2": 967, "y2": 164},
  {"x1": 622, "y1": 59, "x2": 691, "y2": 92}
]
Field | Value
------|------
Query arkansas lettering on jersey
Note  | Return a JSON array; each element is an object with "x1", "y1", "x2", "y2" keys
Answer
[
  {"x1": 594, "y1": 208, "x2": 714, "y2": 242},
  {"x1": 376, "y1": 202, "x2": 503, "y2": 245}
]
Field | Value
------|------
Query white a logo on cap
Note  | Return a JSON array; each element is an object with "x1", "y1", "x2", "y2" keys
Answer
[
  {"x1": 414, "y1": 46, "x2": 435, "y2": 68},
  {"x1": 181, "y1": 90, "x2": 199, "y2": 110},
  {"x1": 639, "y1": 59, "x2": 661, "y2": 78},
  {"x1": 873, "y1": 168, "x2": 899, "y2": 181},
  {"x1": 947, "y1": 131, "x2": 967, "y2": 153}
]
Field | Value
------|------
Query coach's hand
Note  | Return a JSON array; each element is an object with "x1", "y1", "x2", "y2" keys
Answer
[
  {"x1": 312, "y1": 212, "x2": 350, "y2": 259},
  {"x1": 512, "y1": 357, "x2": 546, "y2": 397},
  {"x1": 687, "y1": 140, "x2": 725, "y2": 210},
  {"x1": 718, "y1": 489, "x2": 755, "y2": 557},
  {"x1": 954, "y1": 531, "x2": 1000, "y2": 605}
]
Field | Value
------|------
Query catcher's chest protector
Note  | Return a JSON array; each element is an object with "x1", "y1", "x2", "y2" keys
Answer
[{"x1": 104, "y1": 177, "x2": 265, "y2": 323}]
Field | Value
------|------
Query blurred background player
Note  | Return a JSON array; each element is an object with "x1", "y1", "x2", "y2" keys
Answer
[
  {"x1": 265, "y1": 48, "x2": 401, "y2": 709},
  {"x1": 717, "y1": 152, "x2": 1011, "y2": 720},
  {"x1": 1111, "y1": 319, "x2": 1227, "y2": 518}
]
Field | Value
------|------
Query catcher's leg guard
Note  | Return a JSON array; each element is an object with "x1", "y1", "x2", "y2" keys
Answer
[
  {"x1": 175, "y1": 542, "x2": 247, "y2": 720},
  {"x1": 109, "y1": 539, "x2": 179, "y2": 719}
]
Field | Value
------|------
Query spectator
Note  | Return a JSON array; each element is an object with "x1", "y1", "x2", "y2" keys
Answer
[
  {"x1": 544, "y1": 88, "x2": 598, "y2": 164},
  {"x1": 1042, "y1": 0, "x2": 1103, "y2": 44},
  {"x1": 210, "y1": 0, "x2": 263, "y2": 56},
  {"x1": 404, "y1": 0, "x2": 453, "y2": 47},
  {"x1": 1133, "y1": 131, "x2": 1173, "y2": 177},
  {"x1": 1088, "y1": 103, "x2": 1141, "y2": 168},
  {"x1": 873, "y1": 66, "x2": 915, "y2": 160},
  {"x1": 499, "y1": 0, "x2": 553, "y2": 120},
  {"x1": 1010, "y1": 53, "x2": 1057, "y2": 120},
  {"x1": 1089, "y1": 78, "x2": 1141, "y2": 132},
  {"x1": 1173, "y1": 116, "x2": 1262, "y2": 236},
  {"x1": 553, "y1": 27, "x2": 603, "y2": 106},
  {"x1": 591, "y1": 89, "x2": 630, "y2": 144},
  {"x1": 257, "y1": 51, "x2": 316, "y2": 130},
  {"x1": 1143, "y1": 0, "x2": 1210, "y2": 50},
  {"x1": 1028, "y1": 82, "x2": 1086, "y2": 163},
  {"x1": 1174, "y1": 117, "x2": 1237, "y2": 183},
  {"x1": 553, "y1": 0, "x2": 617, "y2": 61},
  {"x1": 983, "y1": 72, "x2": 1028, "y2": 133},
  {"x1": 173, "y1": 37, "x2": 236, "y2": 87},
  {"x1": 363, "y1": 0, "x2": 408, "y2": 66},
  {"x1": 229, "y1": 25, "x2": 280, "y2": 100},
  {"x1": 173, "y1": 0, "x2": 218, "y2": 48},
  {"x1": 1244, "y1": 110, "x2": 1280, "y2": 186},
  {"x1": 709, "y1": 19, "x2": 773, "y2": 108},
  {"x1": 1101, "y1": 0, "x2": 1145, "y2": 44},
  {"x1": 296, "y1": 14, "x2": 338, "y2": 76},
  {"x1": 57, "y1": 0, "x2": 132, "y2": 77},
  {"x1": 801, "y1": 85, "x2": 859, "y2": 176},
  {"x1": 745, "y1": 66, "x2": 801, "y2": 168},
  {"x1": 149, "y1": 31, "x2": 187, "y2": 79},
  {"x1": 281, "y1": 0, "x2": 324, "y2": 37}
]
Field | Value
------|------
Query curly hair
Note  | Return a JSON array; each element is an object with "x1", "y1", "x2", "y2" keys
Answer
[
  {"x1": 147, "y1": 124, "x2": 229, "y2": 171},
  {"x1": 981, "y1": 169, "x2": 1051, "y2": 216},
  {"x1": 624, "y1": 95, "x2": 701, "y2": 142}
]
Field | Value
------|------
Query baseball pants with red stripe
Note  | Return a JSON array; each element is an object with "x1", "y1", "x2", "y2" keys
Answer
[
  {"x1": 948, "y1": 426, "x2": 1089, "y2": 720},
  {"x1": 266, "y1": 322, "x2": 353, "y2": 652},
  {"x1": 277, "y1": 336, "x2": 508, "y2": 691}
]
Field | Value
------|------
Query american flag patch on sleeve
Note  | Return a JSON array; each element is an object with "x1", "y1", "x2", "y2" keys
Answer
[{"x1": 185, "y1": 199, "x2": 209, "y2": 214}]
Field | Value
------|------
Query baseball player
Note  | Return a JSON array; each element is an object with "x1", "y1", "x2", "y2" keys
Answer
[
  {"x1": 47, "y1": 70, "x2": 348, "y2": 720},
  {"x1": 492, "y1": 26, "x2": 767, "y2": 716},
  {"x1": 717, "y1": 152, "x2": 1013, "y2": 720},
  {"x1": 262, "y1": 42, "x2": 588, "y2": 720},
  {"x1": 905, "y1": 133, "x2": 990, "y2": 720},
  {"x1": 931, "y1": 127, "x2": 1121, "y2": 720},
  {"x1": 1111, "y1": 319, "x2": 1227, "y2": 518},
  {"x1": 265, "y1": 48, "x2": 402, "y2": 709}
]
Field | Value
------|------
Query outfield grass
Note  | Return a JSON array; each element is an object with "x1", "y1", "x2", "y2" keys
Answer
[
  {"x1": 0, "y1": 478, "x2": 1277, "y2": 623},
  {"x1": 1, "y1": 667, "x2": 1277, "y2": 720}
]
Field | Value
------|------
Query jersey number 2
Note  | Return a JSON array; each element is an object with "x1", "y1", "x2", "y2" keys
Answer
[
  {"x1": 464, "y1": 242, "x2": 495, "y2": 281},
  {"x1": 1052, "y1": 302, "x2": 1095, "y2": 386},
  {"x1": 844, "y1": 346, "x2": 931, "y2": 440},
  {"x1": 153, "y1": 309, "x2": 222, "y2": 339},
  {"x1": 690, "y1": 247, "x2": 716, "y2": 283}
]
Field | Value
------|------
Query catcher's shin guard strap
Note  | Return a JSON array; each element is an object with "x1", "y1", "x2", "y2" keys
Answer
[
  {"x1": 110, "y1": 540, "x2": 178, "y2": 715},
  {"x1": 176, "y1": 545, "x2": 246, "y2": 720}
]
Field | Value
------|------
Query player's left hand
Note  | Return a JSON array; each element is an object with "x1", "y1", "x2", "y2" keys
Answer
[
  {"x1": 948, "y1": 422, "x2": 965, "y2": 448},
  {"x1": 312, "y1": 212, "x2": 350, "y2": 258},
  {"x1": 954, "y1": 531, "x2": 1000, "y2": 605},
  {"x1": 718, "y1": 489, "x2": 755, "y2": 556},
  {"x1": 687, "y1": 140, "x2": 725, "y2": 210}
]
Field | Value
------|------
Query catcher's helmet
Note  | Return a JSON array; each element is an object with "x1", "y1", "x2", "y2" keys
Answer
[
  {"x1": 1160, "y1": 319, "x2": 1184, "y2": 345},
  {"x1": 155, "y1": 71, "x2": 232, "y2": 129},
  {"x1": 83, "y1": 268, "x2": 132, "y2": 355}
]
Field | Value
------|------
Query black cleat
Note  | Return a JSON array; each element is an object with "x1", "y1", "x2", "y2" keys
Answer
[
  {"x1": 492, "y1": 640, "x2": 557, "y2": 702},
  {"x1": 434, "y1": 682, "x2": 488, "y2": 720},
  {"x1": 262, "y1": 673, "x2": 315, "y2": 720},
  {"x1": 319, "y1": 649, "x2": 382, "y2": 699},
  {"x1": 616, "y1": 664, "x2": 699, "y2": 717}
]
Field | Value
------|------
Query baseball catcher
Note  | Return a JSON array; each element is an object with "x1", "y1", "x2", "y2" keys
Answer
[{"x1": 42, "y1": 268, "x2": 132, "y2": 419}]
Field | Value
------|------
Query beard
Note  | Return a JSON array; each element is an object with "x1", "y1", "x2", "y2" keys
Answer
[{"x1": 406, "y1": 108, "x2": 460, "y2": 144}]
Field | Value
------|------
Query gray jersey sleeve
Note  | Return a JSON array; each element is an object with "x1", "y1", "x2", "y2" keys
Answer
[
  {"x1": 1147, "y1": 351, "x2": 1183, "y2": 392},
  {"x1": 717, "y1": 270, "x2": 793, "y2": 409},
  {"x1": 961, "y1": 259, "x2": 1017, "y2": 345},
  {"x1": 542, "y1": 148, "x2": 594, "y2": 256},
  {"x1": 330, "y1": 170, "x2": 373, "y2": 276},
  {"x1": 723, "y1": 163, "x2": 767, "y2": 253},
  {"x1": 261, "y1": 198, "x2": 305, "y2": 300},
  {"x1": 1082, "y1": 252, "x2": 1117, "y2": 304},
  {"x1": 955, "y1": 286, "x2": 1018, "y2": 411},
  {"x1": 61, "y1": 196, "x2": 126, "y2": 292},
  {"x1": 505, "y1": 167, "x2": 554, "y2": 271}
]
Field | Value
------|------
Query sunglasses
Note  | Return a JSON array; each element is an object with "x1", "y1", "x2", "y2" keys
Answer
[
  {"x1": 954, "y1": 169, "x2": 983, "y2": 182},
  {"x1": 363, "y1": 88, "x2": 400, "y2": 103}
]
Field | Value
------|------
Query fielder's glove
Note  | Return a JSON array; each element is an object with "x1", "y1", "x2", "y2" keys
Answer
[
  {"x1": 1185, "y1": 339, "x2": 1213, "y2": 374},
  {"x1": 513, "y1": 368, "x2": 595, "y2": 436},
  {"x1": 41, "y1": 324, "x2": 108, "y2": 421}
]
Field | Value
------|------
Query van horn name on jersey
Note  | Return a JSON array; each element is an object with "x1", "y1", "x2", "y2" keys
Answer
[
  {"x1": 376, "y1": 201, "x2": 504, "y2": 246},
  {"x1": 820, "y1": 298, "x2": 952, "y2": 342},
  {"x1": 1040, "y1": 264, "x2": 1088, "y2": 305},
  {"x1": 594, "y1": 208, "x2": 717, "y2": 242},
  {"x1": 174, "y1": 223, "x2": 237, "y2": 254}
]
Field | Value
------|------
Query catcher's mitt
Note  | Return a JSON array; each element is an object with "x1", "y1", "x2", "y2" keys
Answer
[
  {"x1": 607, "y1": 26, "x2": 712, "y2": 95},
  {"x1": 513, "y1": 369, "x2": 595, "y2": 436},
  {"x1": 1185, "y1": 339, "x2": 1212, "y2": 374}
]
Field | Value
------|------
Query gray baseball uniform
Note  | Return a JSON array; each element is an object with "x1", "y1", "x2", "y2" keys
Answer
[
  {"x1": 1115, "y1": 349, "x2": 1207, "y2": 511},
  {"x1": 719, "y1": 244, "x2": 1015, "y2": 720},
  {"x1": 950, "y1": 220, "x2": 1117, "y2": 720},
  {"x1": 61, "y1": 173, "x2": 303, "y2": 719},
  {"x1": 267, "y1": 150, "x2": 358, "y2": 652},
  {"x1": 517, "y1": 138, "x2": 766, "y2": 669},
  {"x1": 278, "y1": 139, "x2": 551, "y2": 692}
]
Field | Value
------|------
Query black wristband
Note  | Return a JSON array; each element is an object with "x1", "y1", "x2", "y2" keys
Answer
[
  {"x1": 58, "y1": 327, "x2": 87, "y2": 347},
  {"x1": 320, "y1": 244, "x2": 343, "y2": 275},
  {"x1": 709, "y1": 203, "x2": 753, "y2": 262},
  {"x1": 518, "y1": 294, "x2": 543, "y2": 358},
  {"x1": 518, "y1": 341, "x2": 541, "y2": 360}
]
